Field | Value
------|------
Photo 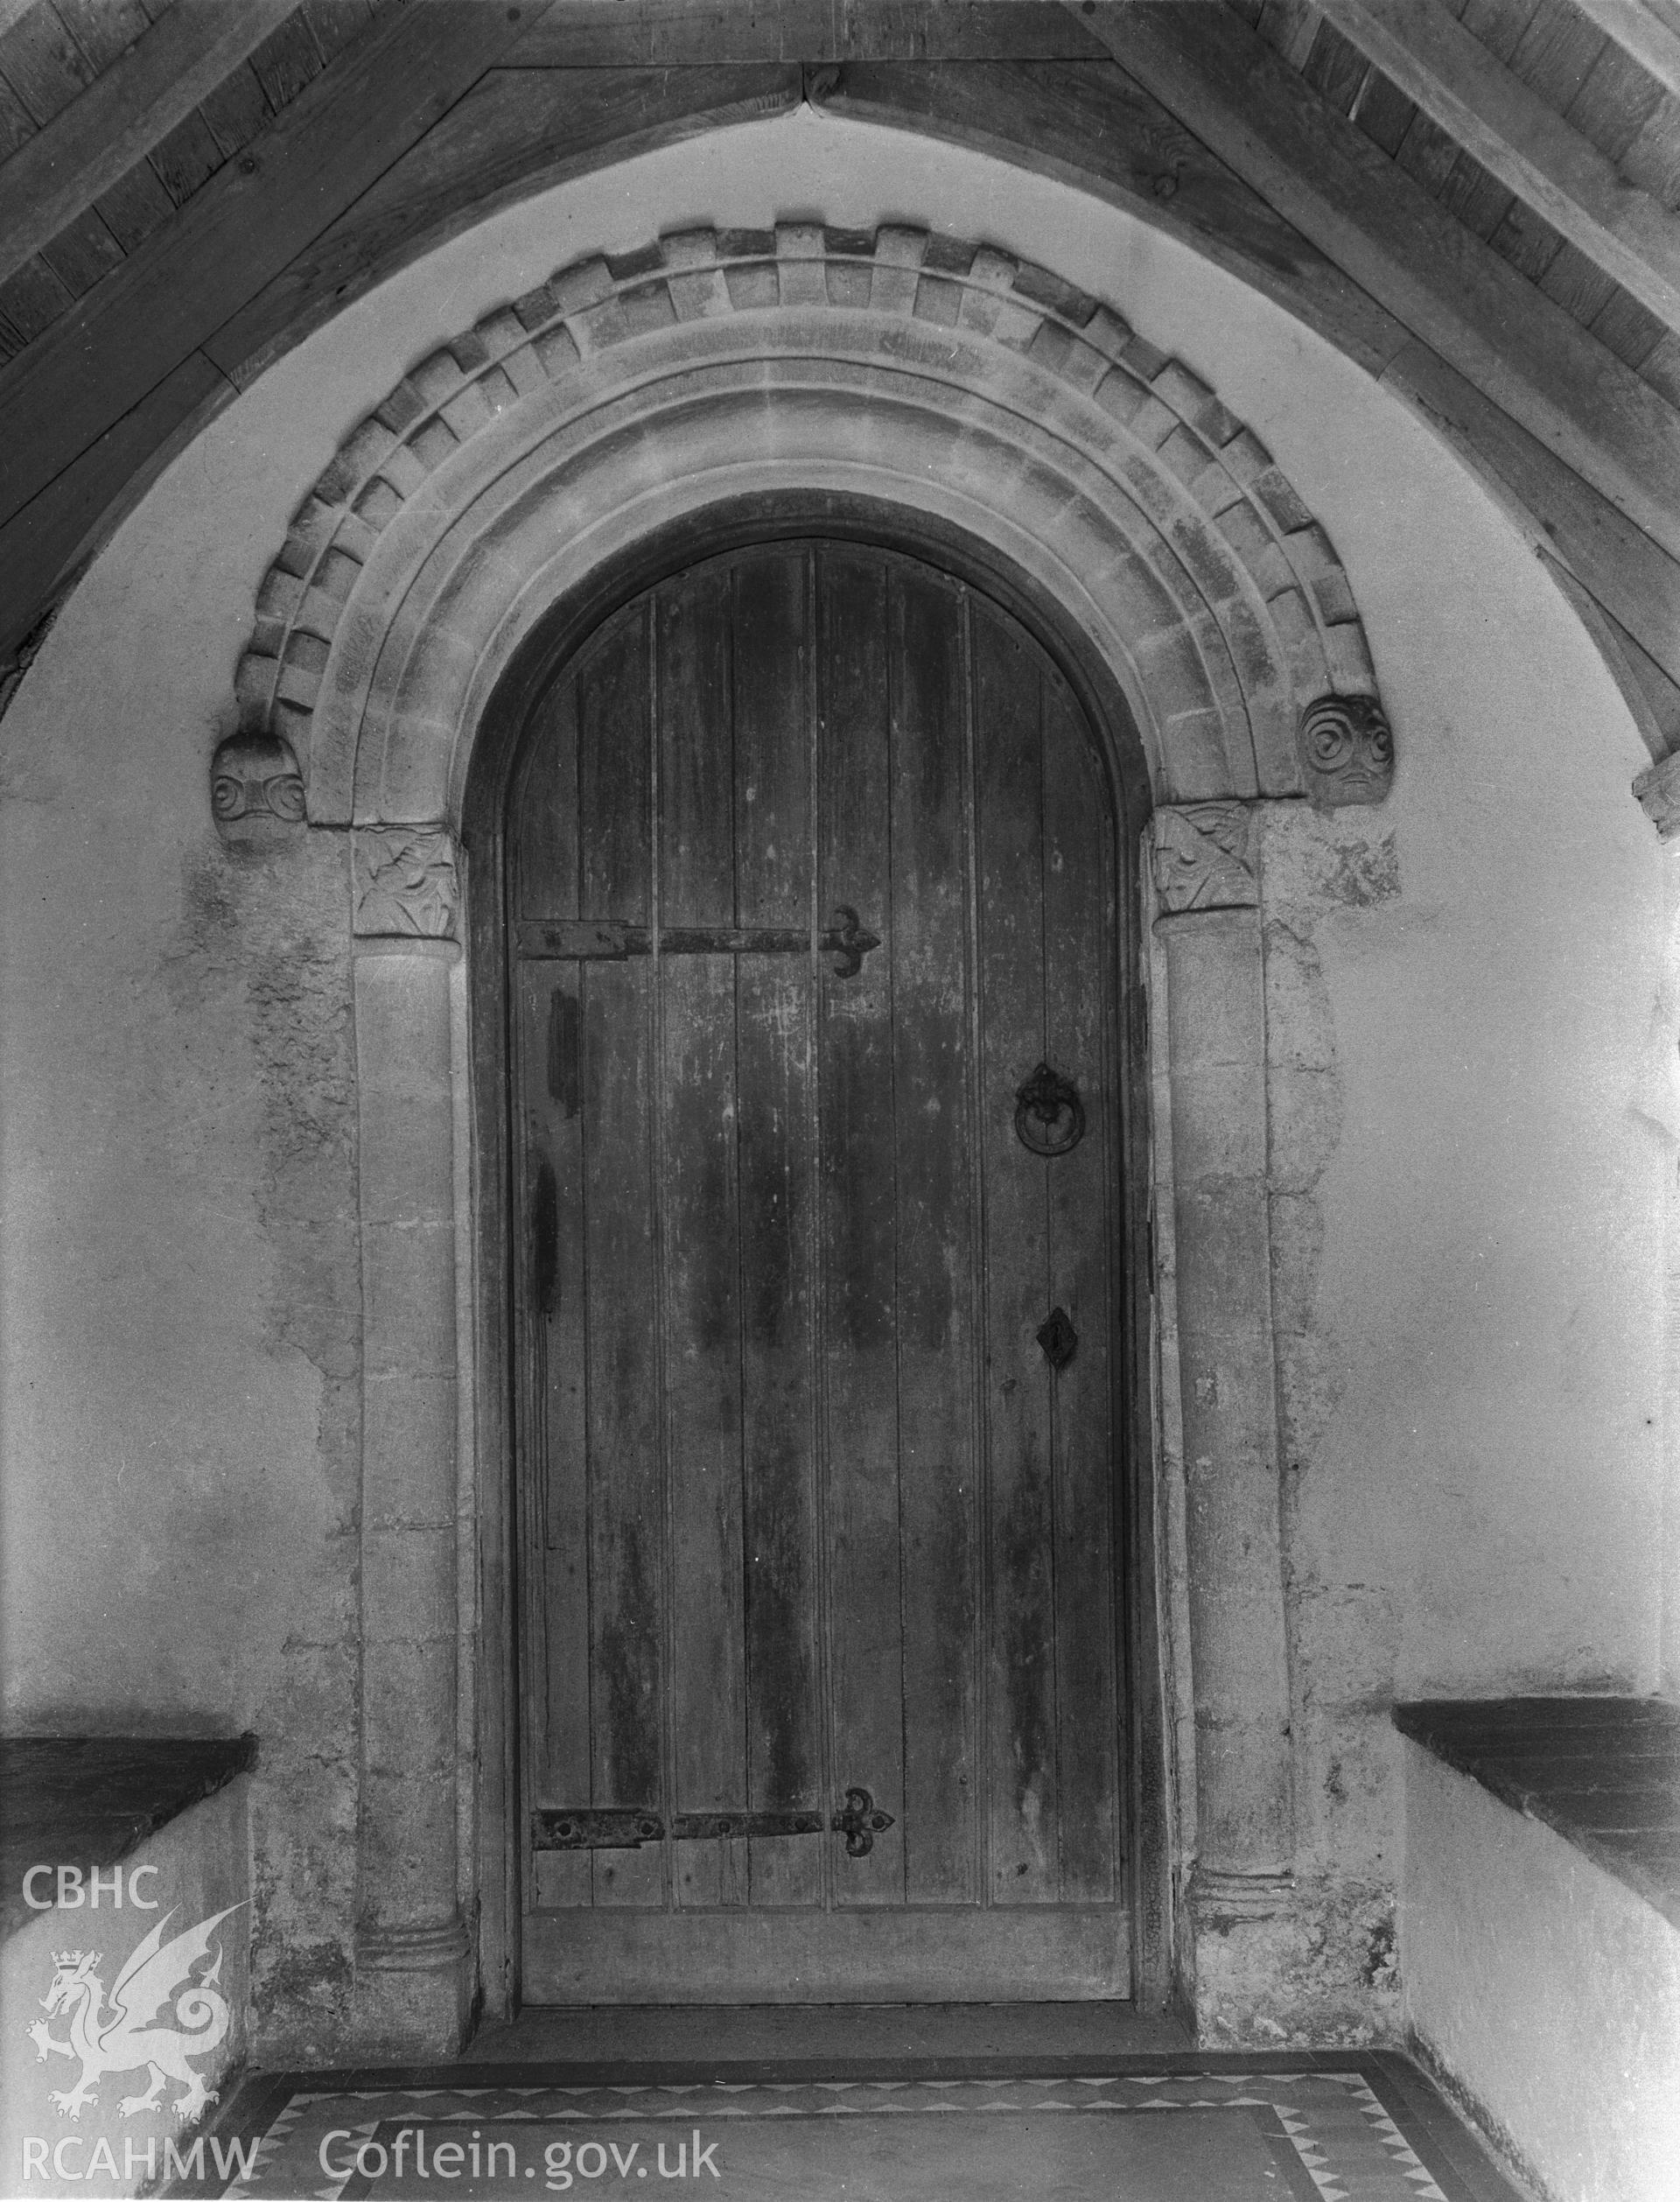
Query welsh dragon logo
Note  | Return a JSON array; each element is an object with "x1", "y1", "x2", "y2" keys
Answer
[{"x1": 25, "y1": 1904, "x2": 242, "y2": 2121}]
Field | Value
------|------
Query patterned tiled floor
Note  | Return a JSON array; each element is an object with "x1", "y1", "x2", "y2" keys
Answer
[{"x1": 160, "y1": 2061, "x2": 1524, "y2": 2201}]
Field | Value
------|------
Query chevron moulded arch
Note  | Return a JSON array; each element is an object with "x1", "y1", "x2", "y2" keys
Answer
[{"x1": 230, "y1": 222, "x2": 1390, "y2": 827}]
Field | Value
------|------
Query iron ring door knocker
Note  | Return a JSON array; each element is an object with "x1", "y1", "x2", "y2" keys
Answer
[{"x1": 1014, "y1": 1061, "x2": 1085, "y2": 1157}]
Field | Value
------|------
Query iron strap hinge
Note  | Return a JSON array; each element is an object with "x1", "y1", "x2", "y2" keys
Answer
[
  {"x1": 534, "y1": 1787, "x2": 894, "y2": 1857},
  {"x1": 515, "y1": 908, "x2": 880, "y2": 978}
]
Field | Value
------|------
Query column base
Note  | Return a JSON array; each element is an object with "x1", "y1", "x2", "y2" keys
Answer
[
  {"x1": 1191, "y1": 1864, "x2": 1295, "y2": 1923},
  {"x1": 1186, "y1": 1869, "x2": 1402, "y2": 2047},
  {"x1": 350, "y1": 1917, "x2": 473, "y2": 2060}
]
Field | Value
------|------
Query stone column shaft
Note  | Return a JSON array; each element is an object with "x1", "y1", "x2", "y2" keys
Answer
[
  {"x1": 350, "y1": 827, "x2": 470, "y2": 2055},
  {"x1": 1152, "y1": 803, "x2": 1294, "y2": 1906}
]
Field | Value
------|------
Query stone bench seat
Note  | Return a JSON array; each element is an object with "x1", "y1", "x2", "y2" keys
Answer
[
  {"x1": 1396, "y1": 1695, "x2": 1679, "y2": 2202},
  {"x1": 0, "y1": 1735, "x2": 256, "y2": 1942},
  {"x1": 1394, "y1": 1696, "x2": 1680, "y2": 1927},
  {"x1": 0, "y1": 1736, "x2": 256, "y2": 2198}
]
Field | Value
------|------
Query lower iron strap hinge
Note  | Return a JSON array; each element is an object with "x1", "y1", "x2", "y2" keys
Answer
[{"x1": 535, "y1": 1786, "x2": 894, "y2": 1857}]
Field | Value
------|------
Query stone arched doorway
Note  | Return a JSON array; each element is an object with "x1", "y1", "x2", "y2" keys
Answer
[{"x1": 220, "y1": 221, "x2": 1393, "y2": 2053}]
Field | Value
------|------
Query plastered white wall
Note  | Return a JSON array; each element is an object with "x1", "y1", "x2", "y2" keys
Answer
[
  {"x1": 1403, "y1": 1740, "x2": 1680, "y2": 2202},
  {"x1": 0, "y1": 109, "x2": 1666, "y2": 2041}
]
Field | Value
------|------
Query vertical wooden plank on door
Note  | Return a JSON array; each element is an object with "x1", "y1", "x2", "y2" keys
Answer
[
  {"x1": 515, "y1": 673, "x2": 579, "y2": 923},
  {"x1": 515, "y1": 671, "x2": 590, "y2": 1907},
  {"x1": 816, "y1": 548, "x2": 905, "y2": 1907},
  {"x1": 580, "y1": 604, "x2": 652, "y2": 924},
  {"x1": 578, "y1": 606, "x2": 665, "y2": 1909},
  {"x1": 889, "y1": 564, "x2": 979, "y2": 1905},
  {"x1": 522, "y1": 960, "x2": 593, "y2": 1911},
  {"x1": 972, "y1": 608, "x2": 1059, "y2": 1906},
  {"x1": 1042, "y1": 672, "x2": 1121, "y2": 1904},
  {"x1": 732, "y1": 549, "x2": 822, "y2": 1908},
  {"x1": 657, "y1": 569, "x2": 749, "y2": 1911}
]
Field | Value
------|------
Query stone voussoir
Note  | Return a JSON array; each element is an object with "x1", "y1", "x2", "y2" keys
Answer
[{"x1": 234, "y1": 222, "x2": 1380, "y2": 789}]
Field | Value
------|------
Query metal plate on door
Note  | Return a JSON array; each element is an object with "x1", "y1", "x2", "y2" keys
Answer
[{"x1": 535, "y1": 1788, "x2": 894, "y2": 1856}]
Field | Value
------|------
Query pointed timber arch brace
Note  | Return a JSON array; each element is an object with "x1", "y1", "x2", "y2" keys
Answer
[{"x1": 228, "y1": 222, "x2": 1395, "y2": 2055}]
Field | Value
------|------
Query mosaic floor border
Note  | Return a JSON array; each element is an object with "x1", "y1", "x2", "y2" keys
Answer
[{"x1": 151, "y1": 2054, "x2": 1526, "y2": 2202}]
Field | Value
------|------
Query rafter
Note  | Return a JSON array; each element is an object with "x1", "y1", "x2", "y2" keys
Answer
[
  {"x1": 0, "y1": 54, "x2": 802, "y2": 665},
  {"x1": 1568, "y1": 0, "x2": 1680, "y2": 103},
  {"x1": 0, "y1": 1, "x2": 304, "y2": 290},
  {"x1": 1076, "y1": 4, "x2": 1680, "y2": 571},
  {"x1": 1318, "y1": 0, "x2": 1680, "y2": 333},
  {"x1": 0, "y1": 2, "x2": 543, "y2": 533},
  {"x1": 827, "y1": 55, "x2": 1680, "y2": 700}
]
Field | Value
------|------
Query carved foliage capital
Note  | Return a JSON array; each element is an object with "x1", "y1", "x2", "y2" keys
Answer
[
  {"x1": 353, "y1": 825, "x2": 461, "y2": 941},
  {"x1": 1151, "y1": 803, "x2": 1257, "y2": 915}
]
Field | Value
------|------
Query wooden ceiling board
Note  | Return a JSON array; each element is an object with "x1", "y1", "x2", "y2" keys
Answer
[
  {"x1": 1302, "y1": 15, "x2": 1370, "y2": 109},
  {"x1": 0, "y1": 1, "x2": 303, "y2": 288},
  {"x1": 1457, "y1": 0, "x2": 1542, "y2": 65},
  {"x1": 1568, "y1": 0, "x2": 1680, "y2": 102},
  {"x1": 1504, "y1": 0, "x2": 1607, "y2": 108},
  {"x1": 1488, "y1": 191, "x2": 1565, "y2": 281},
  {"x1": 1394, "y1": 100, "x2": 1467, "y2": 192},
  {"x1": 0, "y1": 0, "x2": 553, "y2": 531},
  {"x1": 1433, "y1": 144, "x2": 1516, "y2": 239},
  {"x1": 37, "y1": 198, "x2": 122, "y2": 295},
  {"x1": 1589, "y1": 277, "x2": 1668, "y2": 361},
  {"x1": 1536, "y1": 231, "x2": 1620, "y2": 317},
  {"x1": 1563, "y1": 35, "x2": 1665, "y2": 161},
  {"x1": 149, "y1": 103, "x2": 226, "y2": 208},
  {"x1": 248, "y1": 10, "x2": 325, "y2": 109},
  {"x1": 0, "y1": 69, "x2": 33, "y2": 157},
  {"x1": 52, "y1": 0, "x2": 149, "y2": 75},
  {"x1": 1320, "y1": 0, "x2": 1680, "y2": 331},
  {"x1": 1260, "y1": 0, "x2": 1327, "y2": 69},
  {"x1": 0, "y1": 2, "x2": 94, "y2": 126},
  {"x1": 299, "y1": 0, "x2": 376, "y2": 67},
  {"x1": 0, "y1": 246, "x2": 66, "y2": 344},
  {"x1": 1620, "y1": 90, "x2": 1680, "y2": 205},
  {"x1": 197, "y1": 60, "x2": 274, "y2": 163},
  {"x1": 1636, "y1": 322, "x2": 1680, "y2": 400},
  {"x1": 1086, "y1": 4, "x2": 1680, "y2": 564},
  {"x1": 91, "y1": 151, "x2": 173, "y2": 253},
  {"x1": 1349, "y1": 62, "x2": 1416, "y2": 150}
]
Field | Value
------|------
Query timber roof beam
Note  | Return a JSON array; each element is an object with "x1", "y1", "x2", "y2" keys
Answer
[
  {"x1": 1315, "y1": 0, "x2": 1680, "y2": 336},
  {"x1": 1076, "y1": 3, "x2": 1680, "y2": 562},
  {"x1": 1568, "y1": 0, "x2": 1680, "y2": 102},
  {"x1": 0, "y1": 1, "x2": 304, "y2": 289}
]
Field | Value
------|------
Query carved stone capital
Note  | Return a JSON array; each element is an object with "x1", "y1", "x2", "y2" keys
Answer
[
  {"x1": 211, "y1": 730, "x2": 305, "y2": 847},
  {"x1": 1151, "y1": 802, "x2": 1257, "y2": 915},
  {"x1": 1296, "y1": 693, "x2": 1393, "y2": 808},
  {"x1": 353, "y1": 825, "x2": 461, "y2": 941}
]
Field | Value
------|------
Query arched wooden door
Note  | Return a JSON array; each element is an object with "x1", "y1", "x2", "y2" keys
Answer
[{"x1": 508, "y1": 540, "x2": 1129, "y2": 2002}]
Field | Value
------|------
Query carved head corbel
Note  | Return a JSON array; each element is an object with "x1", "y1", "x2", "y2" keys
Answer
[
  {"x1": 1296, "y1": 694, "x2": 1394, "y2": 809},
  {"x1": 211, "y1": 730, "x2": 306, "y2": 847}
]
